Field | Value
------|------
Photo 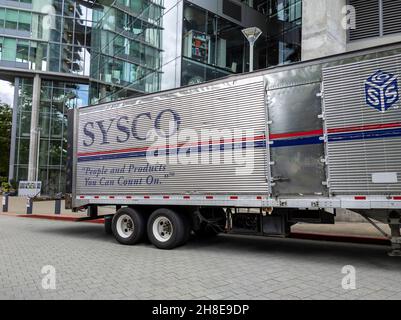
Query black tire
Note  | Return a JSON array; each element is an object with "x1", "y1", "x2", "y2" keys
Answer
[
  {"x1": 147, "y1": 208, "x2": 190, "y2": 250},
  {"x1": 104, "y1": 215, "x2": 113, "y2": 235},
  {"x1": 112, "y1": 207, "x2": 146, "y2": 245},
  {"x1": 178, "y1": 212, "x2": 191, "y2": 246}
]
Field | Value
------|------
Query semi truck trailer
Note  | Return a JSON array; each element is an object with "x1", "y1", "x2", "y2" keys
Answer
[{"x1": 66, "y1": 43, "x2": 401, "y2": 255}]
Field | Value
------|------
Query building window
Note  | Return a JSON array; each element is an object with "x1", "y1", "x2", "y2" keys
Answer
[
  {"x1": 90, "y1": 1, "x2": 163, "y2": 104},
  {"x1": 348, "y1": 0, "x2": 401, "y2": 41},
  {"x1": 18, "y1": 11, "x2": 31, "y2": 32},
  {"x1": 16, "y1": 40, "x2": 29, "y2": 63},
  {"x1": 13, "y1": 79, "x2": 89, "y2": 195},
  {"x1": 182, "y1": 2, "x2": 261, "y2": 86},
  {"x1": 267, "y1": 0, "x2": 302, "y2": 22},
  {"x1": 183, "y1": 4, "x2": 213, "y2": 65},
  {"x1": 0, "y1": 8, "x2": 5, "y2": 28},
  {"x1": 49, "y1": 43, "x2": 61, "y2": 72},
  {"x1": 3, "y1": 38, "x2": 16, "y2": 61},
  {"x1": 382, "y1": 0, "x2": 401, "y2": 35},
  {"x1": 5, "y1": 9, "x2": 18, "y2": 30},
  {"x1": 29, "y1": 41, "x2": 48, "y2": 71},
  {"x1": 1, "y1": 8, "x2": 32, "y2": 32},
  {"x1": 7, "y1": 0, "x2": 33, "y2": 3},
  {"x1": 222, "y1": 0, "x2": 242, "y2": 22},
  {"x1": 265, "y1": 0, "x2": 302, "y2": 67}
]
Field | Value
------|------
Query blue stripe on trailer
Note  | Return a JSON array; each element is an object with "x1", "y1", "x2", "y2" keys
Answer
[
  {"x1": 270, "y1": 136, "x2": 323, "y2": 148},
  {"x1": 78, "y1": 140, "x2": 267, "y2": 163},
  {"x1": 328, "y1": 128, "x2": 401, "y2": 142},
  {"x1": 270, "y1": 128, "x2": 401, "y2": 148},
  {"x1": 77, "y1": 128, "x2": 401, "y2": 162}
]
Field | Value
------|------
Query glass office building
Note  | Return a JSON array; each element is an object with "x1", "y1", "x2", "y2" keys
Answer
[
  {"x1": 0, "y1": 0, "x2": 92, "y2": 74},
  {"x1": 89, "y1": 0, "x2": 163, "y2": 104},
  {"x1": 88, "y1": 0, "x2": 302, "y2": 98},
  {"x1": 265, "y1": 0, "x2": 302, "y2": 66},
  {"x1": 93, "y1": 0, "x2": 302, "y2": 96},
  {"x1": 13, "y1": 78, "x2": 89, "y2": 194},
  {"x1": 181, "y1": 1, "x2": 266, "y2": 86},
  {"x1": 2, "y1": 0, "x2": 92, "y2": 195},
  {"x1": 241, "y1": 0, "x2": 302, "y2": 66}
]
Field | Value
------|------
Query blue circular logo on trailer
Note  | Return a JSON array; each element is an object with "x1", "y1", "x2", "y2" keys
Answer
[{"x1": 365, "y1": 70, "x2": 399, "y2": 112}]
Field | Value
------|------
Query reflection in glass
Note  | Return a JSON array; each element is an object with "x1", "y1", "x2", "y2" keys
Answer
[
  {"x1": 89, "y1": 0, "x2": 163, "y2": 104},
  {"x1": 14, "y1": 78, "x2": 89, "y2": 195}
]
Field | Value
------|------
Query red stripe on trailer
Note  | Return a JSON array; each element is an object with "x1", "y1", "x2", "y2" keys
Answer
[
  {"x1": 230, "y1": 196, "x2": 239, "y2": 200},
  {"x1": 94, "y1": 196, "x2": 100, "y2": 199},
  {"x1": 393, "y1": 196, "x2": 401, "y2": 201},
  {"x1": 126, "y1": 196, "x2": 133, "y2": 199},
  {"x1": 206, "y1": 196, "x2": 214, "y2": 200},
  {"x1": 78, "y1": 135, "x2": 266, "y2": 157},
  {"x1": 328, "y1": 122, "x2": 401, "y2": 134},
  {"x1": 163, "y1": 196, "x2": 170, "y2": 199},
  {"x1": 256, "y1": 196, "x2": 262, "y2": 200},
  {"x1": 78, "y1": 146, "x2": 149, "y2": 157},
  {"x1": 109, "y1": 196, "x2": 115, "y2": 199},
  {"x1": 77, "y1": 123, "x2": 401, "y2": 159},
  {"x1": 355, "y1": 196, "x2": 367, "y2": 200},
  {"x1": 268, "y1": 122, "x2": 401, "y2": 141},
  {"x1": 270, "y1": 129, "x2": 323, "y2": 140},
  {"x1": 144, "y1": 196, "x2": 150, "y2": 199},
  {"x1": 183, "y1": 196, "x2": 191, "y2": 199},
  {"x1": 80, "y1": 196, "x2": 85, "y2": 199}
]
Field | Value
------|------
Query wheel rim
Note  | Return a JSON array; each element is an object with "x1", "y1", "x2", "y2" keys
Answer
[
  {"x1": 116, "y1": 214, "x2": 135, "y2": 239},
  {"x1": 152, "y1": 216, "x2": 173, "y2": 243}
]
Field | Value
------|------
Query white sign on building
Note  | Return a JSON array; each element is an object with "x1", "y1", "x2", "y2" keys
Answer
[{"x1": 18, "y1": 181, "x2": 42, "y2": 197}]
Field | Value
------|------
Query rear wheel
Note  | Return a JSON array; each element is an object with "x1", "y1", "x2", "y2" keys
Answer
[
  {"x1": 147, "y1": 208, "x2": 190, "y2": 250},
  {"x1": 112, "y1": 207, "x2": 146, "y2": 245}
]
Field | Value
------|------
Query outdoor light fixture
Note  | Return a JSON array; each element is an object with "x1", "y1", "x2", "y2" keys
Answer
[{"x1": 242, "y1": 27, "x2": 263, "y2": 72}]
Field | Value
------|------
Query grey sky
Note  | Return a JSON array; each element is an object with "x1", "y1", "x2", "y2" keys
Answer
[{"x1": 0, "y1": 80, "x2": 14, "y2": 106}]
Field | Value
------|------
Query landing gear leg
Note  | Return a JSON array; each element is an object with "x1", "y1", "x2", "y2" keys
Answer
[
  {"x1": 360, "y1": 212, "x2": 401, "y2": 257},
  {"x1": 388, "y1": 222, "x2": 401, "y2": 257}
]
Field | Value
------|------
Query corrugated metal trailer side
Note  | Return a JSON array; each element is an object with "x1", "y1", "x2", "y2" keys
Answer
[
  {"x1": 71, "y1": 44, "x2": 401, "y2": 212},
  {"x1": 74, "y1": 76, "x2": 270, "y2": 208},
  {"x1": 323, "y1": 54, "x2": 401, "y2": 196}
]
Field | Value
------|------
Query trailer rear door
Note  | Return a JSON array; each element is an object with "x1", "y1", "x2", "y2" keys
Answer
[{"x1": 323, "y1": 54, "x2": 401, "y2": 196}]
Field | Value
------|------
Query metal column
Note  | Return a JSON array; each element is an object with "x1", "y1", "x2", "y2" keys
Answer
[
  {"x1": 2, "y1": 194, "x2": 9, "y2": 212},
  {"x1": 27, "y1": 74, "x2": 41, "y2": 182},
  {"x1": 8, "y1": 77, "x2": 20, "y2": 182}
]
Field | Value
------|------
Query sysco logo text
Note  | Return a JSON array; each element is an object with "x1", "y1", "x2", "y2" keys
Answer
[{"x1": 82, "y1": 109, "x2": 181, "y2": 147}]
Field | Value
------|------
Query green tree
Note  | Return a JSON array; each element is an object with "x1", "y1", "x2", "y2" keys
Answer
[{"x1": 0, "y1": 101, "x2": 12, "y2": 180}]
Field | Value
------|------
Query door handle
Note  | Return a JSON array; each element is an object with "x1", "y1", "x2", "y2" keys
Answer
[{"x1": 272, "y1": 176, "x2": 290, "y2": 182}]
